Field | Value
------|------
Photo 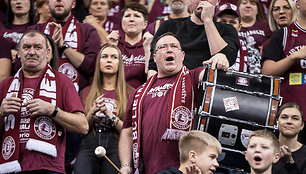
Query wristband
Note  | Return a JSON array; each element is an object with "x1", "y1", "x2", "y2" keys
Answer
[
  {"x1": 51, "y1": 106, "x2": 58, "y2": 118},
  {"x1": 120, "y1": 163, "x2": 131, "y2": 170}
]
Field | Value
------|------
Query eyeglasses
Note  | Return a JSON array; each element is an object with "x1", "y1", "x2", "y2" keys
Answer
[
  {"x1": 156, "y1": 43, "x2": 181, "y2": 52},
  {"x1": 272, "y1": 5, "x2": 291, "y2": 13}
]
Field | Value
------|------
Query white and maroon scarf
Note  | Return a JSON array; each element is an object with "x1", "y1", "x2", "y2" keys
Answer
[
  {"x1": 43, "y1": 14, "x2": 82, "y2": 92},
  {"x1": 131, "y1": 66, "x2": 194, "y2": 173},
  {"x1": 0, "y1": 65, "x2": 62, "y2": 173}
]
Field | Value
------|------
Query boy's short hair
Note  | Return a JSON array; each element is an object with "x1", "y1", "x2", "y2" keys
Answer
[
  {"x1": 248, "y1": 130, "x2": 280, "y2": 153},
  {"x1": 179, "y1": 130, "x2": 222, "y2": 163}
]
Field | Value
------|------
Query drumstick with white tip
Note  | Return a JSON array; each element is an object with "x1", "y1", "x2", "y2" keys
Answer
[{"x1": 95, "y1": 146, "x2": 123, "y2": 174}]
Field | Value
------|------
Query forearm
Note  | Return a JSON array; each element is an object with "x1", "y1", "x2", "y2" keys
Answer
[
  {"x1": 53, "y1": 109, "x2": 89, "y2": 135},
  {"x1": 95, "y1": 25, "x2": 109, "y2": 45},
  {"x1": 63, "y1": 48, "x2": 85, "y2": 68},
  {"x1": 204, "y1": 20, "x2": 228, "y2": 55},
  {"x1": 262, "y1": 56, "x2": 297, "y2": 76},
  {"x1": 119, "y1": 128, "x2": 133, "y2": 166},
  {"x1": 0, "y1": 58, "x2": 12, "y2": 82}
]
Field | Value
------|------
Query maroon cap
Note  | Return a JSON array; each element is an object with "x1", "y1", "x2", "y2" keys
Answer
[{"x1": 215, "y1": 3, "x2": 240, "y2": 18}]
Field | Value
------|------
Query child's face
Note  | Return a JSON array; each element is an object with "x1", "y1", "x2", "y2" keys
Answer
[
  {"x1": 216, "y1": 14, "x2": 241, "y2": 31},
  {"x1": 245, "y1": 136, "x2": 279, "y2": 174},
  {"x1": 195, "y1": 146, "x2": 219, "y2": 174}
]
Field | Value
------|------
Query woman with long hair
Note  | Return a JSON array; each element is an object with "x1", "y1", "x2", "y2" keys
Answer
[
  {"x1": 237, "y1": 0, "x2": 272, "y2": 74},
  {"x1": 273, "y1": 103, "x2": 306, "y2": 174},
  {"x1": 74, "y1": 44, "x2": 134, "y2": 174},
  {"x1": 0, "y1": 0, "x2": 35, "y2": 78}
]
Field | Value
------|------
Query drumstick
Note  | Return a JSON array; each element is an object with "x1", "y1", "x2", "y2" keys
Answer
[{"x1": 95, "y1": 146, "x2": 123, "y2": 174}]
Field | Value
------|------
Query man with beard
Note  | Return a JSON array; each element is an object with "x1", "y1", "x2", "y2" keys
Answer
[
  {"x1": 0, "y1": 30, "x2": 88, "y2": 173},
  {"x1": 29, "y1": 0, "x2": 101, "y2": 92},
  {"x1": 146, "y1": 0, "x2": 190, "y2": 35},
  {"x1": 147, "y1": 0, "x2": 239, "y2": 78}
]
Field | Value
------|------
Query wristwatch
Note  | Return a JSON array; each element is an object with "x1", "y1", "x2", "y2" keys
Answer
[
  {"x1": 59, "y1": 42, "x2": 70, "y2": 53},
  {"x1": 110, "y1": 115, "x2": 116, "y2": 123}
]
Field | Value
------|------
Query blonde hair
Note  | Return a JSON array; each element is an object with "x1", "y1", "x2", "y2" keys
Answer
[
  {"x1": 179, "y1": 131, "x2": 222, "y2": 163},
  {"x1": 268, "y1": 0, "x2": 297, "y2": 31},
  {"x1": 248, "y1": 130, "x2": 280, "y2": 153},
  {"x1": 84, "y1": 44, "x2": 132, "y2": 120}
]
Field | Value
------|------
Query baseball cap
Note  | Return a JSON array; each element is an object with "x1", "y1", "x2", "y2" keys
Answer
[{"x1": 215, "y1": 3, "x2": 240, "y2": 18}]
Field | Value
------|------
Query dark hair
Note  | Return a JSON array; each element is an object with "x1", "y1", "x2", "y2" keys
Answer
[
  {"x1": 6, "y1": 0, "x2": 35, "y2": 28},
  {"x1": 153, "y1": 32, "x2": 181, "y2": 53},
  {"x1": 277, "y1": 102, "x2": 304, "y2": 120},
  {"x1": 44, "y1": 34, "x2": 59, "y2": 71},
  {"x1": 121, "y1": 2, "x2": 148, "y2": 21}
]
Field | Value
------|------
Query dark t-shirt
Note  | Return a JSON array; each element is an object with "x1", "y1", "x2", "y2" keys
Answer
[
  {"x1": 0, "y1": 72, "x2": 84, "y2": 173},
  {"x1": 148, "y1": 17, "x2": 239, "y2": 71},
  {"x1": 157, "y1": 166, "x2": 183, "y2": 174},
  {"x1": 123, "y1": 67, "x2": 204, "y2": 174},
  {"x1": 263, "y1": 22, "x2": 306, "y2": 120},
  {"x1": 272, "y1": 145, "x2": 306, "y2": 174}
]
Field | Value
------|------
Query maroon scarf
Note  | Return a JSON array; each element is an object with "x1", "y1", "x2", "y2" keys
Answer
[
  {"x1": 131, "y1": 66, "x2": 194, "y2": 173},
  {"x1": 0, "y1": 65, "x2": 62, "y2": 173},
  {"x1": 42, "y1": 14, "x2": 82, "y2": 91}
]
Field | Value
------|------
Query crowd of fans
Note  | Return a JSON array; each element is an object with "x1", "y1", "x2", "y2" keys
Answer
[{"x1": 0, "y1": 0, "x2": 305, "y2": 173}]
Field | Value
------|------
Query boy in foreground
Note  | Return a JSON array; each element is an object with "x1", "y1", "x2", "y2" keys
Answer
[
  {"x1": 158, "y1": 130, "x2": 222, "y2": 174},
  {"x1": 245, "y1": 130, "x2": 281, "y2": 174}
]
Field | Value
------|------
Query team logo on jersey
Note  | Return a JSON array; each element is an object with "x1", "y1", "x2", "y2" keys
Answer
[
  {"x1": 291, "y1": 29, "x2": 298, "y2": 37},
  {"x1": 2, "y1": 136, "x2": 15, "y2": 160},
  {"x1": 34, "y1": 117, "x2": 56, "y2": 140},
  {"x1": 58, "y1": 63, "x2": 78, "y2": 81},
  {"x1": 171, "y1": 106, "x2": 192, "y2": 129}
]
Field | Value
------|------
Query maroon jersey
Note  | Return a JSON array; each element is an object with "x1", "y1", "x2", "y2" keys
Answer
[
  {"x1": 238, "y1": 20, "x2": 272, "y2": 73},
  {"x1": 0, "y1": 73, "x2": 84, "y2": 173},
  {"x1": 145, "y1": 15, "x2": 170, "y2": 35},
  {"x1": 0, "y1": 22, "x2": 29, "y2": 50},
  {"x1": 0, "y1": 37, "x2": 11, "y2": 59},
  {"x1": 123, "y1": 67, "x2": 203, "y2": 174},
  {"x1": 263, "y1": 22, "x2": 306, "y2": 120},
  {"x1": 117, "y1": 31, "x2": 146, "y2": 89},
  {"x1": 147, "y1": 0, "x2": 170, "y2": 24}
]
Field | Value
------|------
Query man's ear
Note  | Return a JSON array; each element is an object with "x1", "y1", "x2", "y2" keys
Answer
[
  {"x1": 72, "y1": 0, "x2": 76, "y2": 9},
  {"x1": 296, "y1": 0, "x2": 299, "y2": 9},
  {"x1": 143, "y1": 20, "x2": 148, "y2": 30}
]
